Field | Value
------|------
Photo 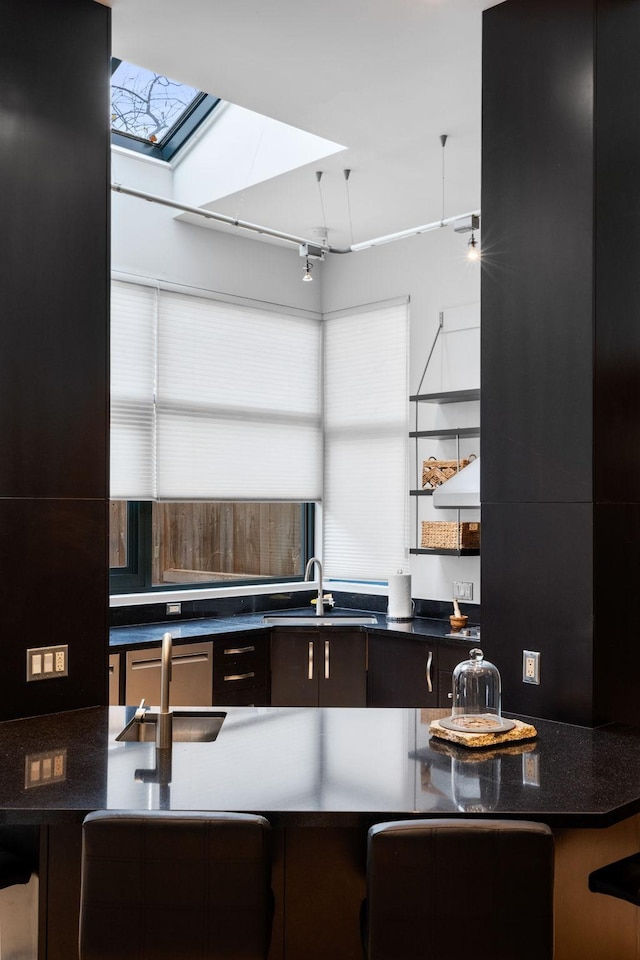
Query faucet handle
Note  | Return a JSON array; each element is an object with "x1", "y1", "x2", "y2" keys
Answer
[
  {"x1": 134, "y1": 699, "x2": 148, "y2": 721},
  {"x1": 323, "y1": 593, "x2": 335, "y2": 607}
]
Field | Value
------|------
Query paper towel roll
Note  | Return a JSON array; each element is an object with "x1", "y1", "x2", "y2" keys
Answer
[{"x1": 387, "y1": 573, "x2": 414, "y2": 620}]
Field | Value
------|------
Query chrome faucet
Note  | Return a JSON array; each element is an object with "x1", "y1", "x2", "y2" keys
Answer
[
  {"x1": 304, "y1": 556, "x2": 326, "y2": 616},
  {"x1": 157, "y1": 631, "x2": 173, "y2": 748}
]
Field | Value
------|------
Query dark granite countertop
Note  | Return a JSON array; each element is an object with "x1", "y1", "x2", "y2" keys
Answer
[
  {"x1": 109, "y1": 608, "x2": 480, "y2": 650},
  {"x1": 1, "y1": 705, "x2": 639, "y2": 829}
]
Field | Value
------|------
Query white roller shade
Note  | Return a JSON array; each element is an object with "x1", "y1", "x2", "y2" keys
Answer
[
  {"x1": 156, "y1": 291, "x2": 322, "y2": 500},
  {"x1": 110, "y1": 280, "x2": 156, "y2": 499},
  {"x1": 323, "y1": 301, "x2": 409, "y2": 580}
]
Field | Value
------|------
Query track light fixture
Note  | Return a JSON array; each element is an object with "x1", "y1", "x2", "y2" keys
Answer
[
  {"x1": 302, "y1": 257, "x2": 313, "y2": 282},
  {"x1": 467, "y1": 232, "x2": 480, "y2": 261}
]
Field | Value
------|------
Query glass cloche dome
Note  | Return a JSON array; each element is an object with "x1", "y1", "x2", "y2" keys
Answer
[{"x1": 441, "y1": 648, "x2": 514, "y2": 734}]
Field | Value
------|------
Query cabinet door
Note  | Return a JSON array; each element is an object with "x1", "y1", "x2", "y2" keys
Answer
[
  {"x1": 109, "y1": 653, "x2": 121, "y2": 705},
  {"x1": 319, "y1": 632, "x2": 367, "y2": 707},
  {"x1": 270, "y1": 629, "x2": 319, "y2": 706},
  {"x1": 125, "y1": 641, "x2": 214, "y2": 707},
  {"x1": 437, "y1": 643, "x2": 471, "y2": 708},
  {"x1": 368, "y1": 636, "x2": 438, "y2": 707}
]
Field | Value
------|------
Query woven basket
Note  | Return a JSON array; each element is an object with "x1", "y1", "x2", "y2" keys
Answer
[
  {"x1": 422, "y1": 455, "x2": 475, "y2": 489},
  {"x1": 421, "y1": 521, "x2": 481, "y2": 550}
]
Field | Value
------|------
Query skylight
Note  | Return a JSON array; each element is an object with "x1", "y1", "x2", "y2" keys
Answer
[{"x1": 110, "y1": 59, "x2": 219, "y2": 161}]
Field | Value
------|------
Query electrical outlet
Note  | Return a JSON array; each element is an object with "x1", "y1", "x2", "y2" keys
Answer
[
  {"x1": 166, "y1": 602, "x2": 182, "y2": 615},
  {"x1": 522, "y1": 752, "x2": 540, "y2": 786},
  {"x1": 453, "y1": 581, "x2": 474, "y2": 601},
  {"x1": 27, "y1": 645, "x2": 68, "y2": 681},
  {"x1": 523, "y1": 650, "x2": 540, "y2": 685}
]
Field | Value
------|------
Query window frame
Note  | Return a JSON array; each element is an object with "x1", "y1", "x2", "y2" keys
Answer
[
  {"x1": 109, "y1": 501, "x2": 315, "y2": 595},
  {"x1": 110, "y1": 58, "x2": 221, "y2": 162}
]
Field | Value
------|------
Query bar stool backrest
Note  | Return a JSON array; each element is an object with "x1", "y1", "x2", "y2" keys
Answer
[
  {"x1": 79, "y1": 810, "x2": 273, "y2": 960},
  {"x1": 365, "y1": 818, "x2": 554, "y2": 960}
]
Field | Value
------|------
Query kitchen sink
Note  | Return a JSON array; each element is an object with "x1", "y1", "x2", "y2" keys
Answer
[
  {"x1": 116, "y1": 710, "x2": 226, "y2": 743},
  {"x1": 262, "y1": 615, "x2": 378, "y2": 626}
]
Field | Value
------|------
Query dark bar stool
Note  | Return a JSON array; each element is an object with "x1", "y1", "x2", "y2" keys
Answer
[
  {"x1": 79, "y1": 810, "x2": 273, "y2": 960},
  {"x1": 589, "y1": 852, "x2": 640, "y2": 906},
  {"x1": 363, "y1": 818, "x2": 554, "y2": 960}
]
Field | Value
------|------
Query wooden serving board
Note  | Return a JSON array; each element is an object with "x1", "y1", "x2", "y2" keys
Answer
[{"x1": 429, "y1": 716, "x2": 537, "y2": 749}]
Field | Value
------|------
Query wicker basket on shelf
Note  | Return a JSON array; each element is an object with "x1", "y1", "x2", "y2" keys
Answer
[
  {"x1": 421, "y1": 521, "x2": 481, "y2": 550},
  {"x1": 422, "y1": 455, "x2": 475, "y2": 489}
]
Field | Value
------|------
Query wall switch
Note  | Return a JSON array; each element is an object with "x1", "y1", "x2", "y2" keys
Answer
[
  {"x1": 523, "y1": 650, "x2": 540, "y2": 684},
  {"x1": 166, "y1": 602, "x2": 182, "y2": 615},
  {"x1": 24, "y1": 749, "x2": 67, "y2": 788},
  {"x1": 453, "y1": 581, "x2": 474, "y2": 601},
  {"x1": 27, "y1": 645, "x2": 68, "y2": 681}
]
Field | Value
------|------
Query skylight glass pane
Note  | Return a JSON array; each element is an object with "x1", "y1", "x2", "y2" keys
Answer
[{"x1": 111, "y1": 60, "x2": 201, "y2": 145}]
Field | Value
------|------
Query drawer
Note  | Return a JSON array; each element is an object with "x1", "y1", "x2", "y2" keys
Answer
[
  {"x1": 213, "y1": 637, "x2": 267, "y2": 692},
  {"x1": 213, "y1": 686, "x2": 269, "y2": 708}
]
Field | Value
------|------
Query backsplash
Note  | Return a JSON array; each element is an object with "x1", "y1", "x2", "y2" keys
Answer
[{"x1": 109, "y1": 590, "x2": 480, "y2": 627}]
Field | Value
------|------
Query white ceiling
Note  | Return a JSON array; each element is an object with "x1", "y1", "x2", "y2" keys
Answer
[{"x1": 105, "y1": 0, "x2": 504, "y2": 249}]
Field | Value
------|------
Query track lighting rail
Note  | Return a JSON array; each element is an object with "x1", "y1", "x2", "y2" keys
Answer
[{"x1": 111, "y1": 182, "x2": 479, "y2": 256}]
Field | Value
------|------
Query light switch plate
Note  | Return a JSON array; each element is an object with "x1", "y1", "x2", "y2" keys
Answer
[{"x1": 26, "y1": 645, "x2": 68, "y2": 681}]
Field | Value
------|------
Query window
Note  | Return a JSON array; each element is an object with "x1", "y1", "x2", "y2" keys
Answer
[
  {"x1": 322, "y1": 299, "x2": 409, "y2": 580},
  {"x1": 109, "y1": 278, "x2": 321, "y2": 594},
  {"x1": 110, "y1": 59, "x2": 220, "y2": 161},
  {"x1": 109, "y1": 501, "x2": 313, "y2": 594}
]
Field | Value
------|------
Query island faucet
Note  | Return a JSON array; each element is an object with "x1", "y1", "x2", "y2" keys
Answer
[
  {"x1": 157, "y1": 631, "x2": 173, "y2": 748},
  {"x1": 304, "y1": 556, "x2": 326, "y2": 616}
]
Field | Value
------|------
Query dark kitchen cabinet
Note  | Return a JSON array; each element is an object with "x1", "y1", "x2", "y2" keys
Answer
[
  {"x1": 437, "y1": 643, "x2": 471, "y2": 709},
  {"x1": 212, "y1": 632, "x2": 270, "y2": 706},
  {"x1": 270, "y1": 628, "x2": 367, "y2": 707},
  {"x1": 368, "y1": 635, "x2": 438, "y2": 707}
]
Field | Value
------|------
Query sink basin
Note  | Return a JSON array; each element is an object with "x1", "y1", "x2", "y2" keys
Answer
[
  {"x1": 262, "y1": 615, "x2": 378, "y2": 626},
  {"x1": 116, "y1": 710, "x2": 226, "y2": 743}
]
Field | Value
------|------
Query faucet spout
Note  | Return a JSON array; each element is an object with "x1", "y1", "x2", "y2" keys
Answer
[
  {"x1": 304, "y1": 557, "x2": 325, "y2": 616},
  {"x1": 157, "y1": 632, "x2": 173, "y2": 748}
]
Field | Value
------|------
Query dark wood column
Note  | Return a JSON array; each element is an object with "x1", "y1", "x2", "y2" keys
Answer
[
  {"x1": 0, "y1": 0, "x2": 110, "y2": 719},
  {"x1": 481, "y1": 0, "x2": 640, "y2": 726}
]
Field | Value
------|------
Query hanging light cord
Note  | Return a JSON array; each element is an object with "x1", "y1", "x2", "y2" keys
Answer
[
  {"x1": 316, "y1": 170, "x2": 328, "y2": 233},
  {"x1": 440, "y1": 133, "x2": 448, "y2": 225},
  {"x1": 343, "y1": 168, "x2": 354, "y2": 246}
]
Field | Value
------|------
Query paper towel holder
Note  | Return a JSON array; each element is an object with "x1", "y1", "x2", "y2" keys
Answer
[{"x1": 386, "y1": 571, "x2": 415, "y2": 622}]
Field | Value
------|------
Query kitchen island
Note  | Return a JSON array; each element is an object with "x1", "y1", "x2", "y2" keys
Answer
[{"x1": 2, "y1": 705, "x2": 639, "y2": 959}]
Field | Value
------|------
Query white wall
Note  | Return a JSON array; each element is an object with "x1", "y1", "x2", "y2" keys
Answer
[
  {"x1": 112, "y1": 146, "x2": 480, "y2": 605},
  {"x1": 322, "y1": 227, "x2": 481, "y2": 604},
  {"x1": 111, "y1": 149, "x2": 322, "y2": 312}
]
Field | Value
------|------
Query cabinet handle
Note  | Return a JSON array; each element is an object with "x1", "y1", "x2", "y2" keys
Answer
[
  {"x1": 108, "y1": 664, "x2": 115, "y2": 675},
  {"x1": 324, "y1": 639, "x2": 330, "y2": 680},
  {"x1": 131, "y1": 652, "x2": 210, "y2": 671},
  {"x1": 223, "y1": 671, "x2": 255, "y2": 682},
  {"x1": 425, "y1": 650, "x2": 433, "y2": 693},
  {"x1": 308, "y1": 641, "x2": 314, "y2": 680},
  {"x1": 447, "y1": 692, "x2": 453, "y2": 700},
  {"x1": 223, "y1": 645, "x2": 255, "y2": 656}
]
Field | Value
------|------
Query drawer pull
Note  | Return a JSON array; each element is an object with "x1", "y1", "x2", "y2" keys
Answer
[
  {"x1": 425, "y1": 650, "x2": 433, "y2": 693},
  {"x1": 308, "y1": 641, "x2": 314, "y2": 681},
  {"x1": 223, "y1": 671, "x2": 255, "y2": 682},
  {"x1": 223, "y1": 645, "x2": 255, "y2": 656},
  {"x1": 131, "y1": 652, "x2": 210, "y2": 671},
  {"x1": 108, "y1": 664, "x2": 115, "y2": 675},
  {"x1": 324, "y1": 639, "x2": 330, "y2": 680},
  {"x1": 447, "y1": 692, "x2": 453, "y2": 700}
]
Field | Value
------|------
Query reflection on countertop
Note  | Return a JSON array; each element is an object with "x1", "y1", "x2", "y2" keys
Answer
[{"x1": 1, "y1": 705, "x2": 640, "y2": 828}]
